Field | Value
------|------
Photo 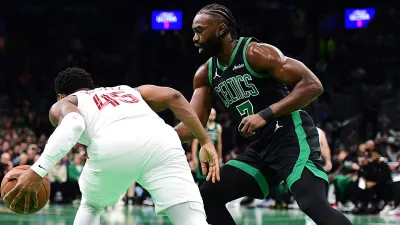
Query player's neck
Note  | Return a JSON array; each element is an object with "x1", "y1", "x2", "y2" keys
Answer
[
  {"x1": 207, "y1": 121, "x2": 215, "y2": 127},
  {"x1": 216, "y1": 39, "x2": 238, "y2": 66},
  {"x1": 76, "y1": 88, "x2": 90, "y2": 92}
]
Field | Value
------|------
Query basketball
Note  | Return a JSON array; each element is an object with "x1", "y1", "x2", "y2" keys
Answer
[{"x1": 1, "y1": 165, "x2": 50, "y2": 214}]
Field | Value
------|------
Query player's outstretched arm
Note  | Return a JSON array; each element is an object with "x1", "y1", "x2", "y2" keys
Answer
[
  {"x1": 174, "y1": 63, "x2": 213, "y2": 143},
  {"x1": 138, "y1": 84, "x2": 220, "y2": 182},
  {"x1": 3, "y1": 96, "x2": 85, "y2": 212},
  {"x1": 246, "y1": 42, "x2": 323, "y2": 118},
  {"x1": 137, "y1": 84, "x2": 211, "y2": 146}
]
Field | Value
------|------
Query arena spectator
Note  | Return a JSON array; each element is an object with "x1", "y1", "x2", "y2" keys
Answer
[
  {"x1": 67, "y1": 154, "x2": 84, "y2": 204},
  {"x1": 48, "y1": 161, "x2": 68, "y2": 204},
  {"x1": 350, "y1": 151, "x2": 392, "y2": 214},
  {"x1": 0, "y1": 152, "x2": 13, "y2": 184}
]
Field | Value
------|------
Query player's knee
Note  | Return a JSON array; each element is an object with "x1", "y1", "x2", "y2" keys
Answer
[
  {"x1": 297, "y1": 193, "x2": 331, "y2": 215},
  {"x1": 184, "y1": 203, "x2": 208, "y2": 225},
  {"x1": 165, "y1": 202, "x2": 207, "y2": 225},
  {"x1": 296, "y1": 194, "x2": 315, "y2": 213},
  {"x1": 80, "y1": 197, "x2": 104, "y2": 213},
  {"x1": 79, "y1": 204, "x2": 103, "y2": 215}
]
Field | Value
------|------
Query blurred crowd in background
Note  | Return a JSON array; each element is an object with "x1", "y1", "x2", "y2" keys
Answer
[{"x1": 0, "y1": 0, "x2": 400, "y2": 216}]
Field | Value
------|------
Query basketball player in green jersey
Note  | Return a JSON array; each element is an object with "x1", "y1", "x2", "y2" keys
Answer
[
  {"x1": 192, "y1": 108, "x2": 222, "y2": 185},
  {"x1": 174, "y1": 4, "x2": 351, "y2": 225}
]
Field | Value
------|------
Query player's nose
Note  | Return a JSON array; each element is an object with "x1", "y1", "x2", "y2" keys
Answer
[{"x1": 193, "y1": 34, "x2": 200, "y2": 43}]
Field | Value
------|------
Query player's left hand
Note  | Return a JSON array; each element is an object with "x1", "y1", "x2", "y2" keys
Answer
[
  {"x1": 238, "y1": 114, "x2": 267, "y2": 137},
  {"x1": 3, "y1": 169, "x2": 42, "y2": 214},
  {"x1": 199, "y1": 142, "x2": 220, "y2": 183}
]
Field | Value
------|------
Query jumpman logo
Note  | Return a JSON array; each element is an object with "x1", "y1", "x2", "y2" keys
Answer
[
  {"x1": 213, "y1": 68, "x2": 221, "y2": 79},
  {"x1": 274, "y1": 121, "x2": 283, "y2": 132}
]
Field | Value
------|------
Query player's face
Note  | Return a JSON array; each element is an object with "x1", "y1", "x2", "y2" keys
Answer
[
  {"x1": 192, "y1": 14, "x2": 222, "y2": 57},
  {"x1": 208, "y1": 108, "x2": 216, "y2": 122}
]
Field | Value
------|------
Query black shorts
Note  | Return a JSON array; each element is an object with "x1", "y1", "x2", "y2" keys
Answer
[{"x1": 226, "y1": 110, "x2": 328, "y2": 198}]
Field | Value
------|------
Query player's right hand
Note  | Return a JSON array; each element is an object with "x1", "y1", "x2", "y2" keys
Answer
[
  {"x1": 324, "y1": 160, "x2": 333, "y2": 172},
  {"x1": 199, "y1": 142, "x2": 220, "y2": 183},
  {"x1": 3, "y1": 169, "x2": 41, "y2": 214}
]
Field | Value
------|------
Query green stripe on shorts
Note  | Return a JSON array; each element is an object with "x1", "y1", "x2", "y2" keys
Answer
[
  {"x1": 285, "y1": 111, "x2": 328, "y2": 190},
  {"x1": 226, "y1": 160, "x2": 269, "y2": 198}
]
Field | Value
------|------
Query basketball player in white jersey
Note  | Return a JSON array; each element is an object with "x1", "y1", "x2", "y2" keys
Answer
[{"x1": 3, "y1": 67, "x2": 220, "y2": 225}]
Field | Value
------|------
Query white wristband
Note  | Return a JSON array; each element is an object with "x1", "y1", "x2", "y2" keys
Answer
[{"x1": 31, "y1": 156, "x2": 54, "y2": 178}]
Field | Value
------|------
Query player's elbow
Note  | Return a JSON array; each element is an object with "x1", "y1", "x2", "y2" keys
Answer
[
  {"x1": 314, "y1": 83, "x2": 324, "y2": 96},
  {"x1": 70, "y1": 113, "x2": 86, "y2": 135},
  {"x1": 74, "y1": 120, "x2": 86, "y2": 134},
  {"x1": 308, "y1": 79, "x2": 324, "y2": 98},
  {"x1": 167, "y1": 88, "x2": 184, "y2": 102},
  {"x1": 163, "y1": 88, "x2": 186, "y2": 110}
]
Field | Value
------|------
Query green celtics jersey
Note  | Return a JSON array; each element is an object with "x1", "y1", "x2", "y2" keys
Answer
[{"x1": 207, "y1": 37, "x2": 290, "y2": 143}]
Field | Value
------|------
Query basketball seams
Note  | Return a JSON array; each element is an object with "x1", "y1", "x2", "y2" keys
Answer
[
  {"x1": 1, "y1": 179, "x2": 17, "y2": 198},
  {"x1": 1, "y1": 180, "x2": 13, "y2": 194}
]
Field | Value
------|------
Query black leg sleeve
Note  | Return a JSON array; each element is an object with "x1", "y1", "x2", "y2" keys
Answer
[
  {"x1": 200, "y1": 164, "x2": 263, "y2": 225},
  {"x1": 291, "y1": 169, "x2": 352, "y2": 225}
]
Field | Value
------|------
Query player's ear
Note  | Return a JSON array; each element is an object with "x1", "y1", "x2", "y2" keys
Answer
[
  {"x1": 57, "y1": 93, "x2": 66, "y2": 101},
  {"x1": 217, "y1": 23, "x2": 228, "y2": 37}
]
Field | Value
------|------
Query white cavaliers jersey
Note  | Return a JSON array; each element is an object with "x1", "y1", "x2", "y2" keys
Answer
[{"x1": 72, "y1": 85, "x2": 165, "y2": 146}]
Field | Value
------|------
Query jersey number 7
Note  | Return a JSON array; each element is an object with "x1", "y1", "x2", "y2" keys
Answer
[
  {"x1": 93, "y1": 91, "x2": 139, "y2": 110},
  {"x1": 236, "y1": 100, "x2": 254, "y2": 116}
]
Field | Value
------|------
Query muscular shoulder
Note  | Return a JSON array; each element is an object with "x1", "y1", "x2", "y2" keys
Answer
[
  {"x1": 193, "y1": 60, "x2": 210, "y2": 89},
  {"x1": 49, "y1": 103, "x2": 60, "y2": 127},
  {"x1": 245, "y1": 42, "x2": 287, "y2": 72},
  {"x1": 49, "y1": 96, "x2": 78, "y2": 127}
]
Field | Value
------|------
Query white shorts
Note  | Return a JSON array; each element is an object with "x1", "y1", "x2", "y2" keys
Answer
[{"x1": 78, "y1": 119, "x2": 203, "y2": 214}]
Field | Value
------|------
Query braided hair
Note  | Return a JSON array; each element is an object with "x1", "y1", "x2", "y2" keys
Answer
[{"x1": 197, "y1": 4, "x2": 238, "y2": 40}]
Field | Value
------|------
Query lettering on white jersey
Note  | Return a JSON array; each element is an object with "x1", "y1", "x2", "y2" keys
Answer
[{"x1": 73, "y1": 85, "x2": 163, "y2": 145}]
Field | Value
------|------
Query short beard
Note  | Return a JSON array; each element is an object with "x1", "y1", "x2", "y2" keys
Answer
[{"x1": 200, "y1": 35, "x2": 222, "y2": 58}]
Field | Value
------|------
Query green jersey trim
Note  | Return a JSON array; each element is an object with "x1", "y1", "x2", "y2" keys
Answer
[
  {"x1": 216, "y1": 37, "x2": 244, "y2": 71},
  {"x1": 207, "y1": 58, "x2": 213, "y2": 87},
  {"x1": 243, "y1": 38, "x2": 272, "y2": 78},
  {"x1": 227, "y1": 159, "x2": 269, "y2": 198},
  {"x1": 285, "y1": 111, "x2": 329, "y2": 190}
]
